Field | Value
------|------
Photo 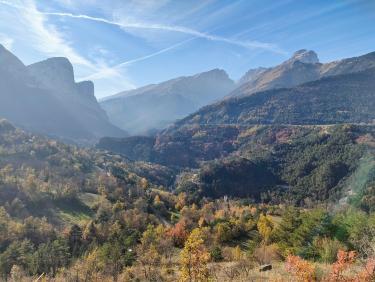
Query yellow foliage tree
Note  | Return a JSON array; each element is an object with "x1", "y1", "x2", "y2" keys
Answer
[
  {"x1": 257, "y1": 214, "x2": 274, "y2": 245},
  {"x1": 153, "y1": 194, "x2": 162, "y2": 207},
  {"x1": 179, "y1": 228, "x2": 210, "y2": 282},
  {"x1": 175, "y1": 192, "x2": 187, "y2": 211},
  {"x1": 140, "y1": 177, "x2": 149, "y2": 189}
]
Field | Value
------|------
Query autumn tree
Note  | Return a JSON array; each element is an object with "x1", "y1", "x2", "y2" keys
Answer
[
  {"x1": 285, "y1": 254, "x2": 316, "y2": 281},
  {"x1": 136, "y1": 225, "x2": 162, "y2": 280},
  {"x1": 214, "y1": 221, "x2": 232, "y2": 243},
  {"x1": 256, "y1": 214, "x2": 275, "y2": 265},
  {"x1": 77, "y1": 249, "x2": 101, "y2": 282},
  {"x1": 137, "y1": 244, "x2": 161, "y2": 281},
  {"x1": 327, "y1": 250, "x2": 356, "y2": 282},
  {"x1": 179, "y1": 228, "x2": 210, "y2": 282},
  {"x1": 167, "y1": 220, "x2": 189, "y2": 247},
  {"x1": 355, "y1": 258, "x2": 375, "y2": 282},
  {"x1": 286, "y1": 250, "x2": 375, "y2": 282},
  {"x1": 257, "y1": 214, "x2": 274, "y2": 245}
]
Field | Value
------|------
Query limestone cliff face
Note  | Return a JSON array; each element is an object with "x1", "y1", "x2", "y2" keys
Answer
[
  {"x1": 27, "y1": 57, "x2": 76, "y2": 91},
  {"x1": 0, "y1": 44, "x2": 28, "y2": 80},
  {"x1": 0, "y1": 44, "x2": 125, "y2": 143}
]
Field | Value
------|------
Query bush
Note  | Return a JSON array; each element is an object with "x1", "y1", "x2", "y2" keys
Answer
[
  {"x1": 313, "y1": 237, "x2": 345, "y2": 263},
  {"x1": 253, "y1": 244, "x2": 281, "y2": 265},
  {"x1": 210, "y1": 246, "x2": 224, "y2": 262}
]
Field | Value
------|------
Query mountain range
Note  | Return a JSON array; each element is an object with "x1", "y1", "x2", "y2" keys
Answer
[
  {"x1": 1, "y1": 44, "x2": 375, "y2": 150},
  {"x1": 100, "y1": 69, "x2": 235, "y2": 135},
  {"x1": 98, "y1": 50, "x2": 375, "y2": 172},
  {"x1": 99, "y1": 49, "x2": 375, "y2": 136},
  {"x1": 0, "y1": 44, "x2": 125, "y2": 144}
]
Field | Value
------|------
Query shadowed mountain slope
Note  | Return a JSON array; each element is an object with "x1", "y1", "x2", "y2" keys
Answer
[
  {"x1": 176, "y1": 67, "x2": 375, "y2": 128},
  {"x1": 0, "y1": 44, "x2": 125, "y2": 144}
]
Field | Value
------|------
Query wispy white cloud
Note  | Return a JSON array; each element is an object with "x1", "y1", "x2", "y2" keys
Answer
[
  {"x1": 21, "y1": 1, "x2": 94, "y2": 67},
  {"x1": 45, "y1": 11, "x2": 284, "y2": 54},
  {"x1": 0, "y1": 0, "x2": 135, "y2": 96},
  {"x1": 0, "y1": 0, "x2": 289, "y2": 98},
  {"x1": 0, "y1": 0, "x2": 94, "y2": 67},
  {"x1": 0, "y1": 0, "x2": 284, "y2": 54},
  {"x1": 0, "y1": 0, "x2": 286, "y2": 91}
]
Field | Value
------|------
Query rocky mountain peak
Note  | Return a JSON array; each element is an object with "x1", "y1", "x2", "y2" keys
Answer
[
  {"x1": 27, "y1": 57, "x2": 75, "y2": 90},
  {"x1": 238, "y1": 67, "x2": 268, "y2": 85},
  {"x1": 0, "y1": 44, "x2": 26, "y2": 73},
  {"x1": 289, "y1": 49, "x2": 319, "y2": 64},
  {"x1": 193, "y1": 68, "x2": 231, "y2": 81},
  {"x1": 0, "y1": 47, "x2": 125, "y2": 143},
  {"x1": 77, "y1": 80, "x2": 96, "y2": 101},
  {"x1": 232, "y1": 49, "x2": 375, "y2": 98}
]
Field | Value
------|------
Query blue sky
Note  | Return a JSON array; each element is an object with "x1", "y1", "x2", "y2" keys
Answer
[{"x1": 0, "y1": 0, "x2": 374, "y2": 98}]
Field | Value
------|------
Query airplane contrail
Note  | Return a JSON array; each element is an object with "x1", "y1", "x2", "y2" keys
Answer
[
  {"x1": 115, "y1": 38, "x2": 197, "y2": 68},
  {"x1": 82, "y1": 37, "x2": 197, "y2": 80}
]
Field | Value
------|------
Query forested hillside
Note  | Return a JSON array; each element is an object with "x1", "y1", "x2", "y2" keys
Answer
[
  {"x1": 0, "y1": 118, "x2": 173, "y2": 220},
  {"x1": 98, "y1": 63, "x2": 375, "y2": 209},
  {"x1": 177, "y1": 68, "x2": 375, "y2": 127},
  {"x1": 1, "y1": 119, "x2": 375, "y2": 281},
  {"x1": 99, "y1": 122, "x2": 375, "y2": 205},
  {"x1": 171, "y1": 125, "x2": 375, "y2": 206}
]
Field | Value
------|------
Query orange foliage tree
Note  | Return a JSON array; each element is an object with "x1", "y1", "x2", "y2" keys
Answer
[
  {"x1": 286, "y1": 250, "x2": 375, "y2": 282},
  {"x1": 326, "y1": 250, "x2": 356, "y2": 282},
  {"x1": 166, "y1": 220, "x2": 189, "y2": 248},
  {"x1": 285, "y1": 254, "x2": 316, "y2": 282}
]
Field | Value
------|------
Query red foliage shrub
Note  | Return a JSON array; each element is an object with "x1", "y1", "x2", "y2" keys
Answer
[
  {"x1": 166, "y1": 220, "x2": 188, "y2": 248},
  {"x1": 285, "y1": 255, "x2": 316, "y2": 281}
]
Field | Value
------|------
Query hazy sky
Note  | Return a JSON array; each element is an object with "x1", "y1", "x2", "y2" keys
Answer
[{"x1": 0, "y1": 0, "x2": 374, "y2": 98}]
